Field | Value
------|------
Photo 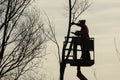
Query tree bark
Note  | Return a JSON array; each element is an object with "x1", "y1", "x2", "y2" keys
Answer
[{"x1": 60, "y1": 0, "x2": 72, "y2": 80}]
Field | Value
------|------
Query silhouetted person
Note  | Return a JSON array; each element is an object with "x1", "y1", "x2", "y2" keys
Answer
[
  {"x1": 71, "y1": 20, "x2": 90, "y2": 80},
  {"x1": 72, "y1": 20, "x2": 90, "y2": 60}
]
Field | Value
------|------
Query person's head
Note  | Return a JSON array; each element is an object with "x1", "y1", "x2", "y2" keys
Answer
[{"x1": 78, "y1": 20, "x2": 86, "y2": 26}]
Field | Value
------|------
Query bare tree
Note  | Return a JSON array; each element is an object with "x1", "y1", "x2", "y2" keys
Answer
[
  {"x1": 0, "y1": 0, "x2": 33, "y2": 62},
  {"x1": 65, "y1": 0, "x2": 91, "y2": 41},
  {"x1": 71, "y1": 0, "x2": 91, "y2": 22},
  {"x1": 45, "y1": 0, "x2": 92, "y2": 80},
  {"x1": 0, "y1": 0, "x2": 51, "y2": 80},
  {"x1": 38, "y1": 1, "x2": 94, "y2": 80}
]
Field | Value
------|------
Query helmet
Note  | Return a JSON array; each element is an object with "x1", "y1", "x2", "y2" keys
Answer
[{"x1": 78, "y1": 20, "x2": 86, "y2": 25}]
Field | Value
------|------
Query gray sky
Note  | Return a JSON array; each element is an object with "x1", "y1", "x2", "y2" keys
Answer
[{"x1": 34, "y1": 0, "x2": 120, "y2": 80}]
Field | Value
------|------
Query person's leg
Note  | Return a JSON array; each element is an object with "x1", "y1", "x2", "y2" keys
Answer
[
  {"x1": 81, "y1": 39, "x2": 91, "y2": 60},
  {"x1": 81, "y1": 50, "x2": 91, "y2": 60},
  {"x1": 84, "y1": 39, "x2": 91, "y2": 60},
  {"x1": 80, "y1": 38, "x2": 84, "y2": 60},
  {"x1": 73, "y1": 43, "x2": 77, "y2": 60},
  {"x1": 86, "y1": 50, "x2": 91, "y2": 60}
]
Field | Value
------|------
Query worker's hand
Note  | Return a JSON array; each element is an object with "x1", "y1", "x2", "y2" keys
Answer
[{"x1": 74, "y1": 31, "x2": 80, "y2": 36}]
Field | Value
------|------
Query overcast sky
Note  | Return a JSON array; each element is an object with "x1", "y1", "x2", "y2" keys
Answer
[{"x1": 34, "y1": 0, "x2": 120, "y2": 80}]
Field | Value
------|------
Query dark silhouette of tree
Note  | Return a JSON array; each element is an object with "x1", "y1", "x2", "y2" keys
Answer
[
  {"x1": 45, "y1": 0, "x2": 92, "y2": 80},
  {"x1": 0, "y1": 0, "x2": 51, "y2": 80},
  {"x1": 0, "y1": 0, "x2": 33, "y2": 62}
]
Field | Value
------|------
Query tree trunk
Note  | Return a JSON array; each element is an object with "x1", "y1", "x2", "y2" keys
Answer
[{"x1": 60, "y1": 0, "x2": 72, "y2": 80}]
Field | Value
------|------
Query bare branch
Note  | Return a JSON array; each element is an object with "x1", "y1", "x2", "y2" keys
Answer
[
  {"x1": 71, "y1": 0, "x2": 91, "y2": 22},
  {"x1": 71, "y1": 0, "x2": 77, "y2": 9},
  {"x1": 43, "y1": 12, "x2": 61, "y2": 64},
  {"x1": 0, "y1": 1, "x2": 50, "y2": 79}
]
